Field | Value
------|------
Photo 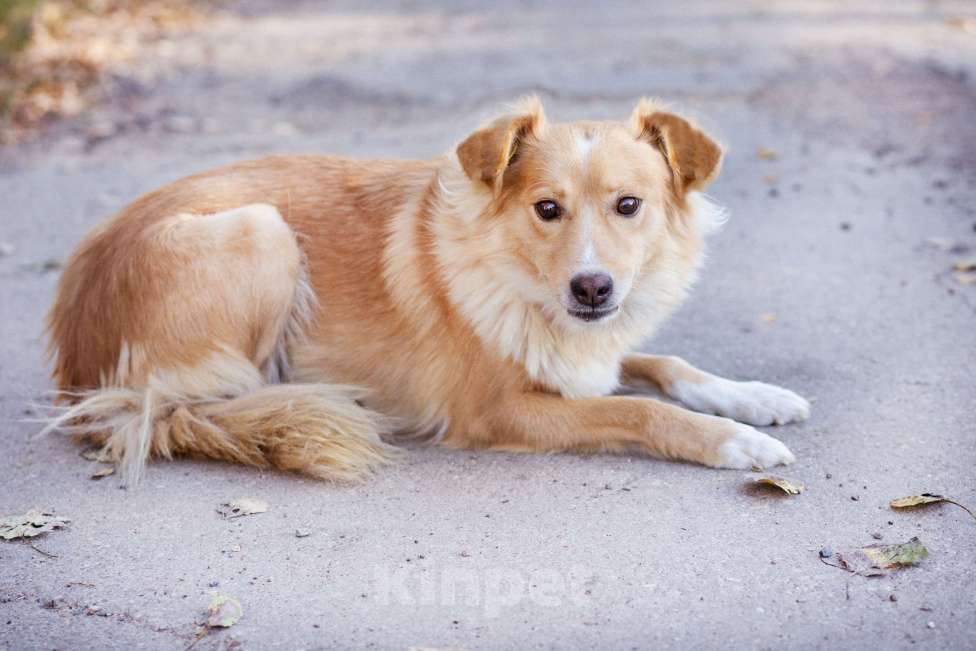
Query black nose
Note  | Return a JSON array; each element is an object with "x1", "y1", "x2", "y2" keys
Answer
[{"x1": 570, "y1": 272, "x2": 613, "y2": 308}]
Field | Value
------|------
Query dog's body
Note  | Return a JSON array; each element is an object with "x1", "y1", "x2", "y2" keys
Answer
[{"x1": 45, "y1": 99, "x2": 809, "y2": 484}]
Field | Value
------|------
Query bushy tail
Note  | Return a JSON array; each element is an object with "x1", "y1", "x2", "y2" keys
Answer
[{"x1": 39, "y1": 355, "x2": 399, "y2": 486}]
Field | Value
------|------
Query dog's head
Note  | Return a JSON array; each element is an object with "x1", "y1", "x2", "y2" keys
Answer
[{"x1": 456, "y1": 98, "x2": 723, "y2": 328}]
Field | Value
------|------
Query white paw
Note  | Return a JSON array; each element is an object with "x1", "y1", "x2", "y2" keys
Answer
[
  {"x1": 715, "y1": 423, "x2": 796, "y2": 469},
  {"x1": 671, "y1": 378, "x2": 810, "y2": 426}
]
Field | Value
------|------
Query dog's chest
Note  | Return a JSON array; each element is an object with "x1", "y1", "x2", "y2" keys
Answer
[
  {"x1": 519, "y1": 326, "x2": 624, "y2": 399},
  {"x1": 532, "y1": 352, "x2": 622, "y2": 399}
]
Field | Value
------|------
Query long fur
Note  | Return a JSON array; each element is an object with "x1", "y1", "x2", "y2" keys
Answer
[
  {"x1": 42, "y1": 98, "x2": 802, "y2": 482},
  {"x1": 41, "y1": 351, "x2": 398, "y2": 485}
]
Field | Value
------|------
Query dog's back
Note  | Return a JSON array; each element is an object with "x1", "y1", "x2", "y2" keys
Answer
[{"x1": 44, "y1": 155, "x2": 426, "y2": 484}]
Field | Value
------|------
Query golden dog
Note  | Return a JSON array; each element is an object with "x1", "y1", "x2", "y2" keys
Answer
[{"x1": 45, "y1": 98, "x2": 809, "y2": 484}]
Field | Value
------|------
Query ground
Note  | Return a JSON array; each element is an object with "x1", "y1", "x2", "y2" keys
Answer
[{"x1": 2, "y1": 1, "x2": 976, "y2": 649}]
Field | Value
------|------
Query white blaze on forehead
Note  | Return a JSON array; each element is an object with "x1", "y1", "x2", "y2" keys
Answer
[
  {"x1": 576, "y1": 131, "x2": 596, "y2": 164},
  {"x1": 573, "y1": 131, "x2": 604, "y2": 272}
]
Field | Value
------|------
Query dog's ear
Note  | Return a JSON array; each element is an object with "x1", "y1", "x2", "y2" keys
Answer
[
  {"x1": 629, "y1": 99, "x2": 722, "y2": 197},
  {"x1": 456, "y1": 97, "x2": 546, "y2": 190}
]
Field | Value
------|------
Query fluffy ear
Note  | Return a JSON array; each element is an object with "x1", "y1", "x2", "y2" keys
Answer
[
  {"x1": 629, "y1": 99, "x2": 722, "y2": 196},
  {"x1": 456, "y1": 97, "x2": 546, "y2": 190}
]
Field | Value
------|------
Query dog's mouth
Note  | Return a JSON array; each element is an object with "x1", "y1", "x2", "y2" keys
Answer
[{"x1": 567, "y1": 306, "x2": 619, "y2": 322}]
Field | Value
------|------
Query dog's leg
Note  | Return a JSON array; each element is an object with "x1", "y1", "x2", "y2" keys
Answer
[
  {"x1": 471, "y1": 393, "x2": 794, "y2": 469},
  {"x1": 620, "y1": 354, "x2": 810, "y2": 427}
]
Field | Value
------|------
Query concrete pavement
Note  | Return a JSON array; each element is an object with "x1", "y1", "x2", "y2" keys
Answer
[{"x1": 2, "y1": 1, "x2": 975, "y2": 648}]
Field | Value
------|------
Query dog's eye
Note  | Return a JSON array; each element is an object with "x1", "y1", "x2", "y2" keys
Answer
[
  {"x1": 615, "y1": 197, "x2": 641, "y2": 216},
  {"x1": 534, "y1": 200, "x2": 563, "y2": 222}
]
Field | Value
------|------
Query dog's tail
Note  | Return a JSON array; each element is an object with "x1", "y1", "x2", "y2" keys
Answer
[{"x1": 40, "y1": 351, "x2": 398, "y2": 486}]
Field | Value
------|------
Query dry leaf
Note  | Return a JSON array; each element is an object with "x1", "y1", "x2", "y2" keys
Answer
[
  {"x1": 954, "y1": 271, "x2": 976, "y2": 285},
  {"x1": 760, "y1": 312, "x2": 778, "y2": 324},
  {"x1": 953, "y1": 259, "x2": 976, "y2": 272},
  {"x1": 206, "y1": 594, "x2": 242, "y2": 628},
  {"x1": 890, "y1": 493, "x2": 976, "y2": 521},
  {"x1": 80, "y1": 449, "x2": 101, "y2": 461},
  {"x1": 0, "y1": 510, "x2": 70, "y2": 540},
  {"x1": 753, "y1": 475, "x2": 804, "y2": 495},
  {"x1": 90, "y1": 466, "x2": 115, "y2": 480},
  {"x1": 828, "y1": 537, "x2": 928, "y2": 576},
  {"x1": 756, "y1": 147, "x2": 778, "y2": 161},
  {"x1": 217, "y1": 498, "x2": 268, "y2": 519},
  {"x1": 762, "y1": 174, "x2": 779, "y2": 185}
]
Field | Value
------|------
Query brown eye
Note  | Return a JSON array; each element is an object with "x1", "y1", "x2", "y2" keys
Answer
[
  {"x1": 616, "y1": 196, "x2": 641, "y2": 216},
  {"x1": 534, "y1": 200, "x2": 562, "y2": 222}
]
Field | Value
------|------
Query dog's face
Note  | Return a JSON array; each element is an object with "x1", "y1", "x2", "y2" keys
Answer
[{"x1": 457, "y1": 99, "x2": 722, "y2": 327}]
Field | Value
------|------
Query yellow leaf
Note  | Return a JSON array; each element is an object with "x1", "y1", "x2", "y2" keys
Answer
[
  {"x1": 890, "y1": 493, "x2": 976, "y2": 521},
  {"x1": 753, "y1": 475, "x2": 804, "y2": 495},
  {"x1": 953, "y1": 259, "x2": 976, "y2": 272},
  {"x1": 90, "y1": 466, "x2": 115, "y2": 480}
]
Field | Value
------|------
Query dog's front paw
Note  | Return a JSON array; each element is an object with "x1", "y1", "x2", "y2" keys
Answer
[
  {"x1": 712, "y1": 422, "x2": 795, "y2": 469},
  {"x1": 672, "y1": 378, "x2": 810, "y2": 426}
]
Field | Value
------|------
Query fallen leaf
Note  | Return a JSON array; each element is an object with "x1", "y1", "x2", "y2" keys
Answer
[
  {"x1": 80, "y1": 449, "x2": 101, "y2": 461},
  {"x1": 762, "y1": 174, "x2": 779, "y2": 185},
  {"x1": 0, "y1": 510, "x2": 70, "y2": 540},
  {"x1": 760, "y1": 312, "x2": 778, "y2": 324},
  {"x1": 756, "y1": 147, "x2": 778, "y2": 161},
  {"x1": 90, "y1": 466, "x2": 115, "y2": 480},
  {"x1": 217, "y1": 498, "x2": 268, "y2": 519},
  {"x1": 828, "y1": 537, "x2": 928, "y2": 576},
  {"x1": 861, "y1": 537, "x2": 929, "y2": 568},
  {"x1": 954, "y1": 271, "x2": 976, "y2": 285},
  {"x1": 753, "y1": 475, "x2": 805, "y2": 495},
  {"x1": 890, "y1": 493, "x2": 976, "y2": 521},
  {"x1": 954, "y1": 259, "x2": 976, "y2": 272},
  {"x1": 206, "y1": 594, "x2": 242, "y2": 628}
]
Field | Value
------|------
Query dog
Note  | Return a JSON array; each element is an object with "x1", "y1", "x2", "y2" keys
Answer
[{"x1": 44, "y1": 97, "x2": 809, "y2": 485}]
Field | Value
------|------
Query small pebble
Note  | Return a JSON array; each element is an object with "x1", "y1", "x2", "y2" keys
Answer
[
  {"x1": 890, "y1": 594, "x2": 898, "y2": 602},
  {"x1": 819, "y1": 547, "x2": 833, "y2": 559},
  {"x1": 927, "y1": 621, "x2": 936, "y2": 629},
  {"x1": 851, "y1": 495, "x2": 860, "y2": 501},
  {"x1": 825, "y1": 473, "x2": 832, "y2": 479},
  {"x1": 295, "y1": 529, "x2": 311, "y2": 538},
  {"x1": 839, "y1": 222, "x2": 851, "y2": 231},
  {"x1": 871, "y1": 532, "x2": 883, "y2": 540}
]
